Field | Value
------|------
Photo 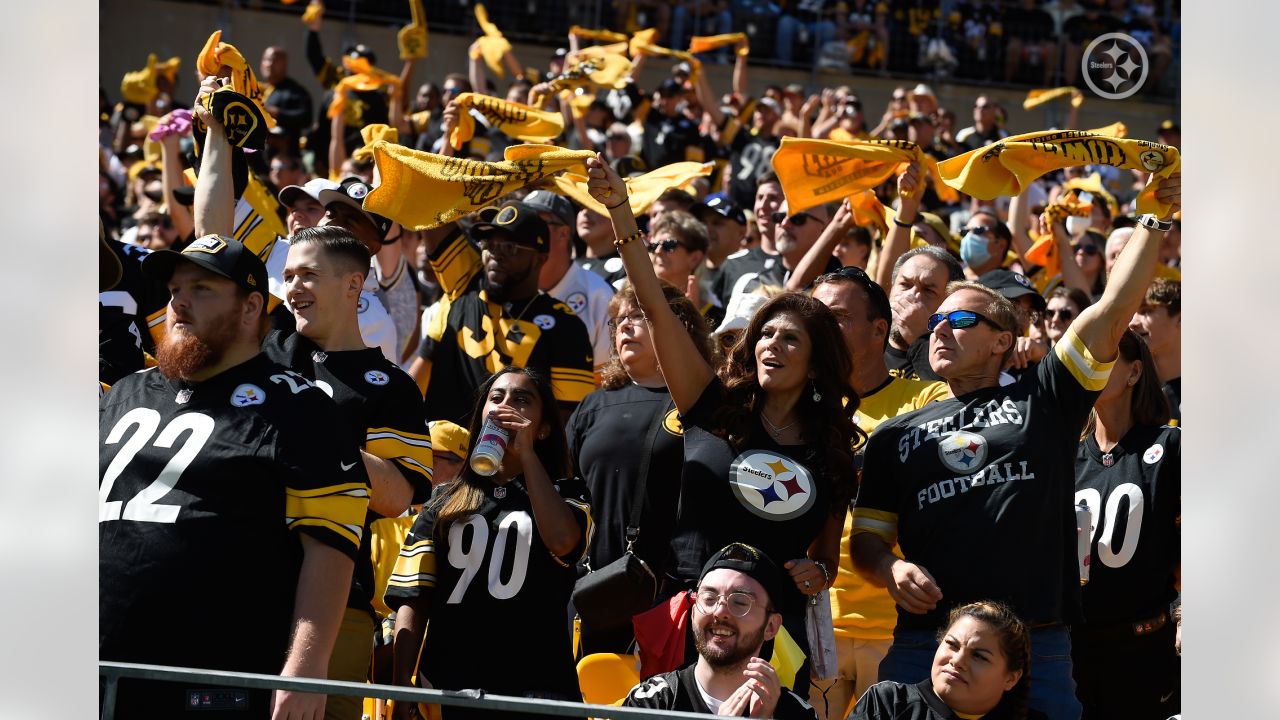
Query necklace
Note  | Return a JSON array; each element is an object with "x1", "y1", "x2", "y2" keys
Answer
[
  {"x1": 504, "y1": 294, "x2": 540, "y2": 342},
  {"x1": 760, "y1": 411, "x2": 800, "y2": 440}
]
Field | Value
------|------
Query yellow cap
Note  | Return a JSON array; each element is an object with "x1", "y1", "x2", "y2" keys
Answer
[{"x1": 428, "y1": 420, "x2": 470, "y2": 459}]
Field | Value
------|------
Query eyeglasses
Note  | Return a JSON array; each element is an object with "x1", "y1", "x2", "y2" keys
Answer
[
  {"x1": 606, "y1": 310, "x2": 648, "y2": 330},
  {"x1": 1073, "y1": 244, "x2": 1100, "y2": 256},
  {"x1": 771, "y1": 211, "x2": 817, "y2": 226},
  {"x1": 928, "y1": 309, "x2": 1007, "y2": 333},
  {"x1": 1045, "y1": 308, "x2": 1076, "y2": 321},
  {"x1": 964, "y1": 225, "x2": 993, "y2": 236},
  {"x1": 646, "y1": 239, "x2": 684, "y2": 253},
  {"x1": 478, "y1": 238, "x2": 536, "y2": 256},
  {"x1": 692, "y1": 589, "x2": 760, "y2": 618}
]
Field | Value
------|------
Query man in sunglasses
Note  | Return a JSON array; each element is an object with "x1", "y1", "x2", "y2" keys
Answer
[
  {"x1": 851, "y1": 175, "x2": 1180, "y2": 720},
  {"x1": 406, "y1": 199, "x2": 594, "y2": 425},
  {"x1": 624, "y1": 543, "x2": 818, "y2": 718},
  {"x1": 715, "y1": 199, "x2": 839, "y2": 306},
  {"x1": 958, "y1": 208, "x2": 1013, "y2": 278}
]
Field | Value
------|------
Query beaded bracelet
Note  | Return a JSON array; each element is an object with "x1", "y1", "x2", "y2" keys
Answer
[{"x1": 614, "y1": 231, "x2": 643, "y2": 249}]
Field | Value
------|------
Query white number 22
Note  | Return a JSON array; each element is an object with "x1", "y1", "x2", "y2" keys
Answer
[
  {"x1": 445, "y1": 511, "x2": 534, "y2": 603},
  {"x1": 100, "y1": 408, "x2": 214, "y2": 524}
]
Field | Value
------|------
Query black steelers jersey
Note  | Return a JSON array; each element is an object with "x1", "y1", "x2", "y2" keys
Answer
[
  {"x1": 99, "y1": 239, "x2": 169, "y2": 356},
  {"x1": 850, "y1": 680, "x2": 1048, "y2": 720},
  {"x1": 99, "y1": 355, "x2": 368, "y2": 685},
  {"x1": 418, "y1": 232, "x2": 595, "y2": 424},
  {"x1": 624, "y1": 664, "x2": 817, "y2": 719},
  {"x1": 854, "y1": 328, "x2": 1112, "y2": 631},
  {"x1": 263, "y1": 330, "x2": 433, "y2": 614},
  {"x1": 1076, "y1": 424, "x2": 1181, "y2": 624},
  {"x1": 384, "y1": 476, "x2": 593, "y2": 699}
]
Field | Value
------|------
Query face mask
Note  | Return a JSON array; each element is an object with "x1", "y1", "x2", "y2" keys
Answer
[
  {"x1": 1065, "y1": 215, "x2": 1091, "y2": 237},
  {"x1": 960, "y1": 232, "x2": 991, "y2": 268}
]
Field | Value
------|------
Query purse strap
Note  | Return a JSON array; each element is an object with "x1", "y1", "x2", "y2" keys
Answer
[{"x1": 624, "y1": 395, "x2": 671, "y2": 553}]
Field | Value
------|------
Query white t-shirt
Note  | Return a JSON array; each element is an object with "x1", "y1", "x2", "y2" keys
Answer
[{"x1": 547, "y1": 262, "x2": 616, "y2": 370}]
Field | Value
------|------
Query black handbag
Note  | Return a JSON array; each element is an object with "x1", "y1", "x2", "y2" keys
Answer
[{"x1": 571, "y1": 400, "x2": 667, "y2": 631}]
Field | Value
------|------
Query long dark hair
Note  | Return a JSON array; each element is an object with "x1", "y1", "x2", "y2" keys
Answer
[
  {"x1": 940, "y1": 600, "x2": 1032, "y2": 720},
  {"x1": 716, "y1": 293, "x2": 862, "y2": 508},
  {"x1": 430, "y1": 366, "x2": 571, "y2": 532},
  {"x1": 1117, "y1": 329, "x2": 1171, "y2": 427}
]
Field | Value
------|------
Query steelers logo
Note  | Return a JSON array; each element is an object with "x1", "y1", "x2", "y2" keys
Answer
[
  {"x1": 565, "y1": 292, "x2": 587, "y2": 315},
  {"x1": 662, "y1": 408, "x2": 684, "y2": 436},
  {"x1": 364, "y1": 370, "x2": 390, "y2": 386},
  {"x1": 346, "y1": 182, "x2": 370, "y2": 200},
  {"x1": 533, "y1": 314, "x2": 556, "y2": 330},
  {"x1": 1140, "y1": 150, "x2": 1164, "y2": 173},
  {"x1": 729, "y1": 451, "x2": 816, "y2": 521},
  {"x1": 1143, "y1": 443, "x2": 1164, "y2": 465},
  {"x1": 230, "y1": 383, "x2": 266, "y2": 407},
  {"x1": 1012, "y1": 272, "x2": 1031, "y2": 288},
  {"x1": 357, "y1": 295, "x2": 369, "y2": 314},
  {"x1": 938, "y1": 430, "x2": 988, "y2": 474}
]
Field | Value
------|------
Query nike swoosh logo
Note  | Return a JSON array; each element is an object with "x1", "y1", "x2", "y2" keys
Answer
[
  {"x1": 1159, "y1": 691, "x2": 1175, "y2": 703},
  {"x1": 340, "y1": 461, "x2": 357, "y2": 471}
]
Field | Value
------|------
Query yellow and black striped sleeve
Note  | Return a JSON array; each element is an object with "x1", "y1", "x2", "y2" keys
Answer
[
  {"x1": 364, "y1": 368, "x2": 435, "y2": 503},
  {"x1": 427, "y1": 230, "x2": 481, "y2": 301},
  {"x1": 1052, "y1": 326, "x2": 1115, "y2": 392},
  {"x1": 384, "y1": 511, "x2": 439, "y2": 609},
  {"x1": 550, "y1": 367, "x2": 597, "y2": 406},
  {"x1": 285, "y1": 481, "x2": 371, "y2": 553},
  {"x1": 850, "y1": 507, "x2": 899, "y2": 546}
]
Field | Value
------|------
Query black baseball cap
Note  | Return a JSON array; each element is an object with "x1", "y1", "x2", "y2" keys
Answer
[
  {"x1": 469, "y1": 201, "x2": 550, "y2": 253},
  {"x1": 317, "y1": 177, "x2": 394, "y2": 238},
  {"x1": 693, "y1": 194, "x2": 747, "y2": 225},
  {"x1": 978, "y1": 268, "x2": 1046, "y2": 311},
  {"x1": 655, "y1": 78, "x2": 686, "y2": 97},
  {"x1": 142, "y1": 234, "x2": 269, "y2": 301},
  {"x1": 523, "y1": 190, "x2": 577, "y2": 229},
  {"x1": 698, "y1": 543, "x2": 786, "y2": 610}
]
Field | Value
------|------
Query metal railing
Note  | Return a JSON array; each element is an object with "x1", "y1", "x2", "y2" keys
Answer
[{"x1": 100, "y1": 661, "x2": 711, "y2": 720}]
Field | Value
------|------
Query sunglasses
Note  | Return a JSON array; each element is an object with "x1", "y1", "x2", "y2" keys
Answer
[
  {"x1": 478, "y1": 238, "x2": 536, "y2": 256},
  {"x1": 645, "y1": 238, "x2": 685, "y2": 253},
  {"x1": 1073, "y1": 244, "x2": 1100, "y2": 256},
  {"x1": 964, "y1": 225, "x2": 993, "y2": 236},
  {"x1": 1045, "y1": 308, "x2": 1076, "y2": 321},
  {"x1": 771, "y1": 211, "x2": 817, "y2": 226},
  {"x1": 928, "y1": 309, "x2": 1007, "y2": 333}
]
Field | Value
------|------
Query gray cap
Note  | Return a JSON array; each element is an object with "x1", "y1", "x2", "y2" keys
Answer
[{"x1": 523, "y1": 189, "x2": 577, "y2": 229}]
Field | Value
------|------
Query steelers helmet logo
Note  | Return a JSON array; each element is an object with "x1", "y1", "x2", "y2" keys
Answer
[
  {"x1": 533, "y1": 314, "x2": 555, "y2": 330},
  {"x1": 938, "y1": 430, "x2": 988, "y2": 474},
  {"x1": 230, "y1": 383, "x2": 266, "y2": 407},
  {"x1": 1140, "y1": 150, "x2": 1164, "y2": 173},
  {"x1": 729, "y1": 451, "x2": 816, "y2": 521},
  {"x1": 347, "y1": 182, "x2": 370, "y2": 200},
  {"x1": 187, "y1": 235, "x2": 228, "y2": 254},
  {"x1": 1143, "y1": 443, "x2": 1164, "y2": 464},
  {"x1": 496, "y1": 206, "x2": 520, "y2": 225},
  {"x1": 662, "y1": 408, "x2": 684, "y2": 436},
  {"x1": 364, "y1": 370, "x2": 390, "y2": 386},
  {"x1": 1012, "y1": 272, "x2": 1031, "y2": 288}
]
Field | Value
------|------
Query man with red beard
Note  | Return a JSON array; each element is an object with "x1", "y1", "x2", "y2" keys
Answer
[
  {"x1": 623, "y1": 543, "x2": 818, "y2": 718},
  {"x1": 99, "y1": 234, "x2": 369, "y2": 719}
]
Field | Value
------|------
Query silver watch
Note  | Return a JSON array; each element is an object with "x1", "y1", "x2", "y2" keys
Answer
[{"x1": 1138, "y1": 214, "x2": 1173, "y2": 232}]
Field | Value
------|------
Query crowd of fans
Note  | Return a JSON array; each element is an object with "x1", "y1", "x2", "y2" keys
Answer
[{"x1": 99, "y1": 2, "x2": 1181, "y2": 719}]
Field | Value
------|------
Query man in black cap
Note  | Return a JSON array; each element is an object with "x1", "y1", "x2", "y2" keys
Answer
[
  {"x1": 978, "y1": 268, "x2": 1050, "y2": 377},
  {"x1": 692, "y1": 194, "x2": 749, "y2": 298},
  {"x1": 641, "y1": 79, "x2": 705, "y2": 169},
  {"x1": 100, "y1": 234, "x2": 369, "y2": 719},
  {"x1": 623, "y1": 543, "x2": 818, "y2": 718},
  {"x1": 408, "y1": 200, "x2": 595, "y2": 424}
]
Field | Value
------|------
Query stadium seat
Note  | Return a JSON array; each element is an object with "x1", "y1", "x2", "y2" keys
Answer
[{"x1": 576, "y1": 652, "x2": 641, "y2": 706}]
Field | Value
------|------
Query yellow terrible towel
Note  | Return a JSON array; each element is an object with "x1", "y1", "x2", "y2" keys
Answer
[
  {"x1": 473, "y1": 3, "x2": 512, "y2": 78},
  {"x1": 689, "y1": 32, "x2": 749, "y2": 56},
  {"x1": 448, "y1": 93, "x2": 566, "y2": 149},
  {"x1": 352, "y1": 124, "x2": 398, "y2": 164},
  {"x1": 570, "y1": 25, "x2": 629, "y2": 43},
  {"x1": 552, "y1": 161, "x2": 713, "y2": 217},
  {"x1": 365, "y1": 143, "x2": 594, "y2": 230},
  {"x1": 938, "y1": 126, "x2": 1179, "y2": 216},
  {"x1": 196, "y1": 31, "x2": 277, "y2": 132},
  {"x1": 771, "y1": 137, "x2": 957, "y2": 212},
  {"x1": 328, "y1": 56, "x2": 402, "y2": 119},
  {"x1": 1023, "y1": 87, "x2": 1083, "y2": 110}
]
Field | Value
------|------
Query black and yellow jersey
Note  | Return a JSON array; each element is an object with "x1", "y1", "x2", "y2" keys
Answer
[
  {"x1": 851, "y1": 679, "x2": 1047, "y2": 720},
  {"x1": 418, "y1": 231, "x2": 595, "y2": 423},
  {"x1": 99, "y1": 354, "x2": 369, "y2": 714},
  {"x1": 384, "y1": 476, "x2": 593, "y2": 699}
]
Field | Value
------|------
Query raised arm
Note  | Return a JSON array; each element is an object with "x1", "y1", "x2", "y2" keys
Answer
[
  {"x1": 1047, "y1": 213, "x2": 1091, "y2": 295},
  {"x1": 584, "y1": 153, "x2": 713, "y2": 413},
  {"x1": 1071, "y1": 173, "x2": 1180, "y2": 361},
  {"x1": 191, "y1": 77, "x2": 235, "y2": 238},
  {"x1": 786, "y1": 197, "x2": 853, "y2": 291},
  {"x1": 692, "y1": 62, "x2": 724, "y2": 129},
  {"x1": 1008, "y1": 188, "x2": 1035, "y2": 262},
  {"x1": 732, "y1": 37, "x2": 749, "y2": 98},
  {"x1": 872, "y1": 163, "x2": 924, "y2": 291},
  {"x1": 468, "y1": 40, "x2": 488, "y2": 98},
  {"x1": 328, "y1": 92, "x2": 347, "y2": 180},
  {"x1": 157, "y1": 117, "x2": 194, "y2": 240}
]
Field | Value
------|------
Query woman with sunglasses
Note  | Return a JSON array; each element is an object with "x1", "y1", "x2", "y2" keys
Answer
[
  {"x1": 584, "y1": 153, "x2": 861, "y2": 693},
  {"x1": 566, "y1": 282, "x2": 717, "y2": 654},
  {"x1": 1042, "y1": 287, "x2": 1092, "y2": 347},
  {"x1": 1072, "y1": 330, "x2": 1180, "y2": 719}
]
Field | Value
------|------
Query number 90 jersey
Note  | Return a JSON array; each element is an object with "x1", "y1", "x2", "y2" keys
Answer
[
  {"x1": 99, "y1": 355, "x2": 370, "y2": 676},
  {"x1": 385, "y1": 476, "x2": 593, "y2": 700}
]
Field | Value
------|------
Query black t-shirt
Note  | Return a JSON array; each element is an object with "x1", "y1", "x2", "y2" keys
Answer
[
  {"x1": 712, "y1": 246, "x2": 780, "y2": 307},
  {"x1": 670, "y1": 379, "x2": 850, "y2": 612},
  {"x1": 850, "y1": 679, "x2": 1048, "y2": 720},
  {"x1": 1163, "y1": 377, "x2": 1181, "y2": 425},
  {"x1": 641, "y1": 110, "x2": 705, "y2": 170},
  {"x1": 1075, "y1": 424, "x2": 1180, "y2": 625},
  {"x1": 727, "y1": 130, "x2": 780, "y2": 210},
  {"x1": 624, "y1": 663, "x2": 818, "y2": 718},
  {"x1": 885, "y1": 335, "x2": 942, "y2": 382},
  {"x1": 567, "y1": 383, "x2": 683, "y2": 576},
  {"x1": 383, "y1": 476, "x2": 592, "y2": 699},
  {"x1": 100, "y1": 355, "x2": 368, "y2": 715},
  {"x1": 854, "y1": 331, "x2": 1108, "y2": 631},
  {"x1": 100, "y1": 239, "x2": 169, "y2": 357},
  {"x1": 417, "y1": 233, "x2": 595, "y2": 424},
  {"x1": 262, "y1": 330, "x2": 433, "y2": 613}
]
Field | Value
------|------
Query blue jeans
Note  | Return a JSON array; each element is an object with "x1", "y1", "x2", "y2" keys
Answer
[
  {"x1": 878, "y1": 626, "x2": 1083, "y2": 720},
  {"x1": 775, "y1": 16, "x2": 837, "y2": 63}
]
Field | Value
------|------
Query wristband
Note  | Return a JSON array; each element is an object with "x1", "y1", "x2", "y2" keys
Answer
[{"x1": 892, "y1": 214, "x2": 917, "y2": 228}]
